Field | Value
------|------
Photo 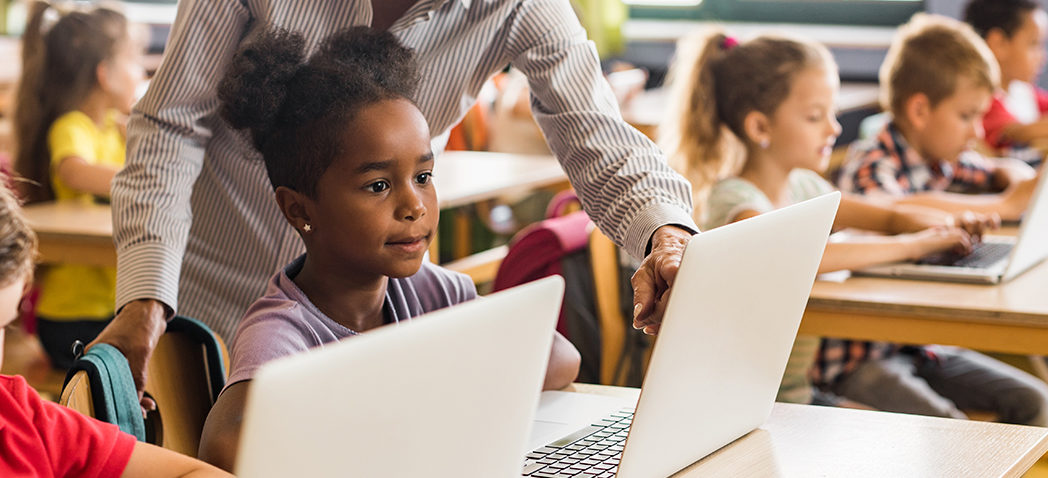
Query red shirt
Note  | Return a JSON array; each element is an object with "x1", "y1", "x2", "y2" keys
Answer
[
  {"x1": 982, "y1": 88, "x2": 1048, "y2": 149},
  {"x1": 0, "y1": 374, "x2": 135, "y2": 478}
]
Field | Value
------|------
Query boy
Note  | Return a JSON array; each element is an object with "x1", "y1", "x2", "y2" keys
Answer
[
  {"x1": 0, "y1": 185, "x2": 231, "y2": 478},
  {"x1": 838, "y1": 14, "x2": 1040, "y2": 222},
  {"x1": 965, "y1": 0, "x2": 1048, "y2": 156}
]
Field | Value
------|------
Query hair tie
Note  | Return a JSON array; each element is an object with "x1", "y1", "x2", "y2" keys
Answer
[{"x1": 720, "y1": 36, "x2": 739, "y2": 51}]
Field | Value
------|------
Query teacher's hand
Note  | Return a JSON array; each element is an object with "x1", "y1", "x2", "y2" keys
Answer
[
  {"x1": 630, "y1": 225, "x2": 694, "y2": 335},
  {"x1": 88, "y1": 299, "x2": 169, "y2": 414}
]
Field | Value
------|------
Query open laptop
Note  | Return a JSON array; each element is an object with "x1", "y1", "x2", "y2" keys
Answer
[
  {"x1": 523, "y1": 192, "x2": 840, "y2": 478},
  {"x1": 235, "y1": 276, "x2": 564, "y2": 478},
  {"x1": 855, "y1": 172, "x2": 1048, "y2": 284}
]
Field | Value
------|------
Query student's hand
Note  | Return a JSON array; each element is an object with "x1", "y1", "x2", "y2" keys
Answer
[
  {"x1": 631, "y1": 225, "x2": 694, "y2": 335},
  {"x1": 1000, "y1": 173, "x2": 1041, "y2": 220},
  {"x1": 906, "y1": 227, "x2": 974, "y2": 260},
  {"x1": 949, "y1": 210, "x2": 1000, "y2": 240},
  {"x1": 88, "y1": 299, "x2": 169, "y2": 415}
]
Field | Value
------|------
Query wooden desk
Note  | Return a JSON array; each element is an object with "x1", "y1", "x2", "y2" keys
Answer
[
  {"x1": 21, "y1": 151, "x2": 569, "y2": 268},
  {"x1": 22, "y1": 201, "x2": 115, "y2": 268},
  {"x1": 800, "y1": 257, "x2": 1048, "y2": 356},
  {"x1": 571, "y1": 383, "x2": 1048, "y2": 477}
]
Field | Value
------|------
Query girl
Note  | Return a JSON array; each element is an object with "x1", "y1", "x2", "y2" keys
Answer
[
  {"x1": 12, "y1": 1, "x2": 144, "y2": 369},
  {"x1": 661, "y1": 30, "x2": 1048, "y2": 425},
  {"x1": 197, "y1": 27, "x2": 581, "y2": 470}
]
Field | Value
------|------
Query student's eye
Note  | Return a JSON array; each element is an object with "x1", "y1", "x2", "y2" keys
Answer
[
  {"x1": 366, "y1": 181, "x2": 390, "y2": 193},
  {"x1": 416, "y1": 172, "x2": 432, "y2": 185}
]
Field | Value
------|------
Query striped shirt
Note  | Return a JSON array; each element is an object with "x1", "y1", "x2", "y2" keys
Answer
[{"x1": 112, "y1": 0, "x2": 696, "y2": 339}]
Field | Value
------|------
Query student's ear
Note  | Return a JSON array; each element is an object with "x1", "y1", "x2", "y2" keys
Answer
[
  {"x1": 903, "y1": 93, "x2": 931, "y2": 131},
  {"x1": 96, "y1": 62, "x2": 112, "y2": 93},
  {"x1": 742, "y1": 110, "x2": 772, "y2": 148},
  {"x1": 984, "y1": 28, "x2": 1010, "y2": 61},
  {"x1": 274, "y1": 186, "x2": 314, "y2": 234}
]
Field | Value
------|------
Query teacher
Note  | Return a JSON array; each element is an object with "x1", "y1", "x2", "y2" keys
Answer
[{"x1": 95, "y1": 0, "x2": 698, "y2": 398}]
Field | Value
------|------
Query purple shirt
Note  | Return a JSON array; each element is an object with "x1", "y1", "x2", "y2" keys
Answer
[{"x1": 224, "y1": 255, "x2": 476, "y2": 388}]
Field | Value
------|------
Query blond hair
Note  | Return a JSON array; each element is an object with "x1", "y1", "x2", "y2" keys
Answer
[
  {"x1": 660, "y1": 30, "x2": 835, "y2": 219},
  {"x1": 0, "y1": 183, "x2": 37, "y2": 287},
  {"x1": 880, "y1": 13, "x2": 999, "y2": 122}
]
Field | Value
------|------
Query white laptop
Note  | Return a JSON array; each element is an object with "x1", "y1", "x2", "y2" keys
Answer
[
  {"x1": 855, "y1": 172, "x2": 1048, "y2": 284},
  {"x1": 523, "y1": 192, "x2": 840, "y2": 478},
  {"x1": 235, "y1": 276, "x2": 564, "y2": 478}
]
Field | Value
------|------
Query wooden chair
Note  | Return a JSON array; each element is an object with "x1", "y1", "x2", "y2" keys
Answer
[
  {"x1": 59, "y1": 316, "x2": 227, "y2": 458},
  {"x1": 588, "y1": 228, "x2": 653, "y2": 386}
]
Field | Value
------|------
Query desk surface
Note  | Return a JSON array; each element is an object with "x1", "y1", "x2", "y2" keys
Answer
[
  {"x1": 801, "y1": 254, "x2": 1048, "y2": 356},
  {"x1": 571, "y1": 383, "x2": 1048, "y2": 477},
  {"x1": 21, "y1": 151, "x2": 567, "y2": 266}
]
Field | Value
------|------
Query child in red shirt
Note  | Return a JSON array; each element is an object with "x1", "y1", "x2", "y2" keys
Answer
[{"x1": 0, "y1": 184, "x2": 231, "y2": 478}]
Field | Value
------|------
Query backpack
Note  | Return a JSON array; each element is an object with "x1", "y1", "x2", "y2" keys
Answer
[
  {"x1": 62, "y1": 343, "x2": 146, "y2": 441},
  {"x1": 493, "y1": 192, "x2": 651, "y2": 385}
]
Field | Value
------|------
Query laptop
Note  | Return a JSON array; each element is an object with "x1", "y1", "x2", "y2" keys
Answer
[
  {"x1": 235, "y1": 276, "x2": 564, "y2": 478},
  {"x1": 855, "y1": 172, "x2": 1048, "y2": 284},
  {"x1": 523, "y1": 192, "x2": 841, "y2": 478}
]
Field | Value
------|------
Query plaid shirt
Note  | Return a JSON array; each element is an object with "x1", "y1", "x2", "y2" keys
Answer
[
  {"x1": 837, "y1": 122, "x2": 998, "y2": 196},
  {"x1": 814, "y1": 121, "x2": 997, "y2": 386}
]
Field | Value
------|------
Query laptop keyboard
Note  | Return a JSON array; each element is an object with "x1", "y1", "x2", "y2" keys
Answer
[
  {"x1": 917, "y1": 241, "x2": 1013, "y2": 269},
  {"x1": 522, "y1": 407, "x2": 635, "y2": 477}
]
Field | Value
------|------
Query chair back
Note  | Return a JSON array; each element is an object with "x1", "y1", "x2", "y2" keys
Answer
[
  {"x1": 58, "y1": 316, "x2": 227, "y2": 457},
  {"x1": 144, "y1": 316, "x2": 227, "y2": 457}
]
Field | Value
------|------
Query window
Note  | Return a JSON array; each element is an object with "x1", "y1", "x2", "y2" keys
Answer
[{"x1": 627, "y1": 0, "x2": 923, "y2": 27}]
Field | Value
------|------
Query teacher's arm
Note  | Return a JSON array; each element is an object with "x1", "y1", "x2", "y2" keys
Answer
[{"x1": 92, "y1": 0, "x2": 252, "y2": 406}]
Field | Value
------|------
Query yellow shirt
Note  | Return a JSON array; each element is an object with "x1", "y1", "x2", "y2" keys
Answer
[{"x1": 36, "y1": 111, "x2": 123, "y2": 320}]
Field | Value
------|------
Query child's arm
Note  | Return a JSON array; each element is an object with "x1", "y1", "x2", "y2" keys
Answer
[
  {"x1": 120, "y1": 441, "x2": 233, "y2": 478},
  {"x1": 544, "y1": 331, "x2": 581, "y2": 390},
  {"x1": 727, "y1": 210, "x2": 972, "y2": 274},
  {"x1": 197, "y1": 381, "x2": 252, "y2": 472},
  {"x1": 54, "y1": 156, "x2": 119, "y2": 197},
  {"x1": 888, "y1": 173, "x2": 1039, "y2": 222},
  {"x1": 997, "y1": 118, "x2": 1048, "y2": 146},
  {"x1": 818, "y1": 228, "x2": 971, "y2": 274},
  {"x1": 837, "y1": 196, "x2": 999, "y2": 237}
]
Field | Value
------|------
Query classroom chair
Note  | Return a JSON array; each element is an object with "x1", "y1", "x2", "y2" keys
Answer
[
  {"x1": 493, "y1": 191, "x2": 651, "y2": 386},
  {"x1": 59, "y1": 316, "x2": 227, "y2": 458}
]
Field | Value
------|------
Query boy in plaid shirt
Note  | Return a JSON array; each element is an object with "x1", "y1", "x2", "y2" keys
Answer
[
  {"x1": 824, "y1": 14, "x2": 1048, "y2": 425},
  {"x1": 839, "y1": 16, "x2": 1040, "y2": 223}
]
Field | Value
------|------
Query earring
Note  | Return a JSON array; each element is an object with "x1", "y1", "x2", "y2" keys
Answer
[
  {"x1": 303, "y1": 224, "x2": 312, "y2": 232},
  {"x1": 760, "y1": 139, "x2": 770, "y2": 149}
]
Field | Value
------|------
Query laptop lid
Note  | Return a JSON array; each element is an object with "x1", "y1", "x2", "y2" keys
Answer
[
  {"x1": 1002, "y1": 171, "x2": 1048, "y2": 281},
  {"x1": 617, "y1": 192, "x2": 839, "y2": 478},
  {"x1": 235, "y1": 276, "x2": 564, "y2": 478}
]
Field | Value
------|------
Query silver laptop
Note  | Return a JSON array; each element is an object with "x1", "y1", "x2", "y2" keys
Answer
[
  {"x1": 523, "y1": 192, "x2": 840, "y2": 478},
  {"x1": 855, "y1": 172, "x2": 1048, "y2": 284},
  {"x1": 235, "y1": 276, "x2": 564, "y2": 478}
]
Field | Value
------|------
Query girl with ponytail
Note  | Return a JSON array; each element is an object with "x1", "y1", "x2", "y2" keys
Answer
[
  {"x1": 197, "y1": 26, "x2": 581, "y2": 470},
  {"x1": 662, "y1": 30, "x2": 1048, "y2": 425},
  {"x1": 12, "y1": 1, "x2": 143, "y2": 370}
]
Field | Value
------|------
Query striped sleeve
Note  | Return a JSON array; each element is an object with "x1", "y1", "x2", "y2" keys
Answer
[
  {"x1": 507, "y1": 0, "x2": 698, "y2": 259},
  {"x1": 111, "y1": 0, "x2": 251, "y2": 312}
]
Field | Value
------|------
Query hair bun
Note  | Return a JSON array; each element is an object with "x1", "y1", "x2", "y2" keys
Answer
[{"x1": 217, "y1": 29, "x2": 306, "y2": 150}]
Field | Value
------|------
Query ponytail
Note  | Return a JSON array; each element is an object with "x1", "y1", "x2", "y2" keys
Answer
[
  {"x1": 13, "y1": 1, "x2": 55, "y2": 203},
  {"x1": 661, "y1": 30, "x2": 745, "y2": 219}
]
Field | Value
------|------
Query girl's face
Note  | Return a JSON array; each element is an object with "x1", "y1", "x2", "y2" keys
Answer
[
  {"x1": 995, "y1": 8, "x2": 1048, "y2": 85},
  {"x1": 304, "y1": 98, "x2": 438, "y2": 281},
  {"x1": 765, "y1": 66, "x2": 842, "y2": 173},
  {"x1": 102, "y1": 36, "x2": 144, "y2": 115}
]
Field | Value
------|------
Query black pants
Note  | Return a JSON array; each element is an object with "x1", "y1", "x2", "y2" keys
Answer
[{"x1": 36, "y1": 317, "x2": 111, "y2": 370}]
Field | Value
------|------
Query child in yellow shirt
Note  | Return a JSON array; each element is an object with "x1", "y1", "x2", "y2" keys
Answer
[{"x1": 12, "y1": 1, "x2": 143, "y2": 369}]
